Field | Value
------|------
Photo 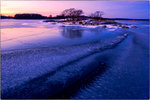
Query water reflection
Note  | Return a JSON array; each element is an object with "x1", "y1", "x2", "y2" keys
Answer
[{"x1": 61, "y1": 27, "x2": 83, "y2": 39}]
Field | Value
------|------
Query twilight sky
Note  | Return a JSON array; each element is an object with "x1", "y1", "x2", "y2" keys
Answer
[{"x1": 1, "y1": 1, "x2": 149, "y2": 19}]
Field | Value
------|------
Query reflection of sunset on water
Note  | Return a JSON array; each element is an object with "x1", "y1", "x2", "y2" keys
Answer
[
  {"x1": 1, "y1": 23, "x2": 60, "y2": 51},
  {"x1": 2, "y1": 19, "x2": 130, "y2": 52}
]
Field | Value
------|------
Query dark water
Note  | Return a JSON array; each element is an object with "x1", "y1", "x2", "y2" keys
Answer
[{"x1": 1, "y1": 20, "x2": 149, "y2": 99}]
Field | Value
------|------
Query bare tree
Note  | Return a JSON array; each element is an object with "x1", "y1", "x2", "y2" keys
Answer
[
  {"x1": 90, "y1": 11, "x2": 104, "y2": 18},
  {"x1": 61, "y1": 8, "x2": 83, "y2": 20}
]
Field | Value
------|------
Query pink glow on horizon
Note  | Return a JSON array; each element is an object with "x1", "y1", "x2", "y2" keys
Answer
[
  {"x1": 1, "y1": 1, "x2": 149, "y2": 19},
  {"x1": 1, "y1": 1, "x2": 111, "y2": 17}
]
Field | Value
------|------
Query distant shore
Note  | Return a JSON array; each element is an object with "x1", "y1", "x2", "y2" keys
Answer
[{"x1": 1, "y1": 15, "x2": 149, "y2": 21}]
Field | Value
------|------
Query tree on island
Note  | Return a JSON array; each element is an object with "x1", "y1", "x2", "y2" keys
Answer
[
  {"x1": 61, "y1": 8, "x2": 84, "y2": 21},
  {"x1": 90, "y1": 11, "x2": 104, "y2": 20}
]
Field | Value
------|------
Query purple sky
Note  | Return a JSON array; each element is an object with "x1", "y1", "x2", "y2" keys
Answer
[{"x1": 1, "y1": 1, "x2": 149, "y2": 19}]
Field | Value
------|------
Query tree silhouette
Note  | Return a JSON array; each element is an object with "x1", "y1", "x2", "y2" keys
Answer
[
  {"x1": 14, "y1": 13, "x2": 47, "y2": 19},
  {"x1": 90, "y1": 11, "x2": 104, "y2": 19},
  {"x1": 61, "y1": 8, "x2": 83, "y2": 20}
]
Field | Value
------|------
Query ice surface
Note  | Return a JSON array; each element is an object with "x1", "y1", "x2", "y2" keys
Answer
[
  {"x1": 1, "y1": 20, "x2": 125, "y2": 52},
  {"x1": 1, "y1": 19, "x2": 149, "y2": 99}
]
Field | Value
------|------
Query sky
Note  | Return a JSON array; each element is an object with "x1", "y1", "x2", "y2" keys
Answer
[{"x1": 1, "y1": 1, "x2": 149, "y2": 19}]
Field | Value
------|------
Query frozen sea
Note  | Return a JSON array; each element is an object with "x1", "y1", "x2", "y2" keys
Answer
[{"x1": 1, "y1": 19, "x2": 149, "y2": 99}]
